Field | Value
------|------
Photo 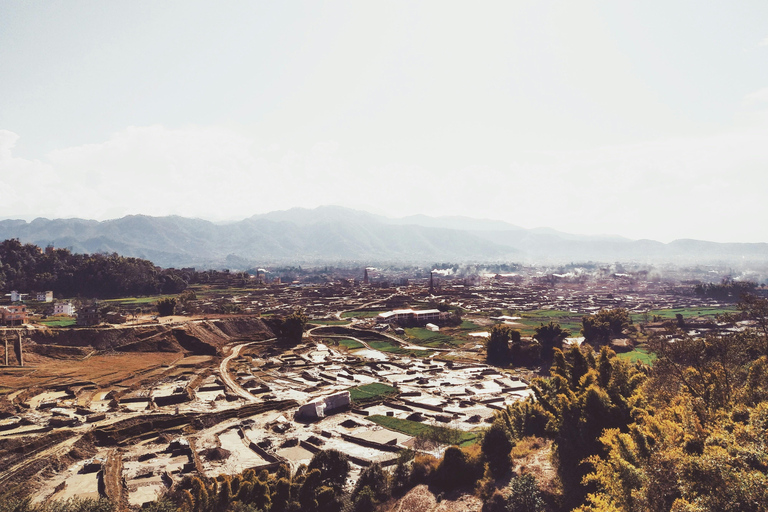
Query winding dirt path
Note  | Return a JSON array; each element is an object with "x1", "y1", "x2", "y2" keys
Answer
[{"x1": 219, "y1": 340, "x2": 274, "y2": 401}]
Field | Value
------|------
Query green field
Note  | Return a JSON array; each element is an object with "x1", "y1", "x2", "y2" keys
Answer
[
  {"x1": 103, "y1": 295, "x2": 173, "y2": 306},
  {"x1": 341, "y1": 310, "x2": 383, "y2": 319},
  {"x1": 618, "y1": 345, "x2": 657, "y2": 365},
  {"x1": 405, "y1": 328, "x2": 458, "y2": 347},
  {"x1": 366, "y1": 339, "x2": 409, "y2": 354},
  {"x1": 404, "y1": 320, "x2": 482, "y2": 348},
  {"x1": 348, "y1": 383, "x2": 398, "y2": 404},
  {"x1": 458, "y1": 320, "x2": 482, "y2": 331},
  {"x1": 38, "y1": 317, "x2": 76, "y2": 327},
  {"x1": 337, "y1": 338, "x2": 365, "y2": 350},
  {"x1": 309, "y1": 319, "x2": 350, "y2": 325},
  {"x1": 630, "y1": 307, "x2": 737, "y2": 323},
  {"x1": 368, "y1": 415, "x2": 479, "y2": 447},
  {"x1": 514, "y1": 310, "x2": 583, "y2": 337}
]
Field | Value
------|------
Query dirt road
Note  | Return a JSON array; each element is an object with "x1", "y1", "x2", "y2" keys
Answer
[{"x1": 219, "y1": 341, "x2": 270, "y2": 401}]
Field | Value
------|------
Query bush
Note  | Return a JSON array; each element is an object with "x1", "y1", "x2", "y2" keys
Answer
[
  {"x1": 506, "y1": 474, "x2": 544, "y2": 512},
  {"x1": 411, "y1": 454, "x2": 438, "y2": 485},
  {"x1": 482, "y1": 424, "x2": 513, "y2": 477},
  {"x1": 156, "y1": 297, "x2": 177, "y2": 317}
]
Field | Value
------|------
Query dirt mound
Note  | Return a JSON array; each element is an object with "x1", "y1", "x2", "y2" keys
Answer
[
  {"x1": 201, "y1": 447, "x2": 231, "y2": 461},
  {"x1": 390, "y1": 485, "x2": 482, "y2": 512},
  {"x1": 26, "y1": 344, "x2": 92, "y2": 359},
  {"x1": 27, "y1": 317, "x2": 276, "y2": 356}
]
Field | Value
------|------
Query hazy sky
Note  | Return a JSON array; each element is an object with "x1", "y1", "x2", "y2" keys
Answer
[{"x1": 2, "y1": 1, "x2": 768, "y2": 243}]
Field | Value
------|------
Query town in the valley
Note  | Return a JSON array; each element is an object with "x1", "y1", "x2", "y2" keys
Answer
[{"x1": 0, "y1": 261, "x2": 762, "y2": 509}]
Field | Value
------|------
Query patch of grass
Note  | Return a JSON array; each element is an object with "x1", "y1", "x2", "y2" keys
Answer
[
  {"x1": 367, "y1": 340, "x2": 409, "y2": 354},
  {"x1": 368, "y1": 415, "x2": 479, "y2": 447},
  {"x1": 338, "y1": 338, "x2": 364, "y2": 350},
  {"x1": 309, "y1": 320, "x2": 349, "y2": 325},
  {"x1": 617, "y1": 345, "x2": 656, "y2": 365},
  {"x1": 630, "y1": 307, "x2": 738, "y2": 323},
  {"x1": 457, "y1": 320, "x2": 482, "y2": 332},
  {"x1": 38, "y1": 318, "x2": 76, "y2": 327},
  {"x1": 103, "y1": 295, "x2": 174, "y2": 306},
  {"x1": 513, "y1": 310, "x2": 584, "y2": 337},
  {"x1": 341, "y1": 310, "x2": 383, "y2": 319},
  {"x1": 509, "y1": 436, "x2": 547, "y2": 460},
  {"x1": 349, "y1": 383, "x2": 398, "y2": 404},
  {"x1": 405, "y1": 328, "x2": 464, "y2": 348}
]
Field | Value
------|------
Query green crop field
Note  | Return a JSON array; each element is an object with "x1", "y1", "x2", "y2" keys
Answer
[
  {"x1": 309, "y1": 319, "x2": 350, "y2": 325},
  {"x1": 341, "y1": 310, "x2": 383, "y2": 319},
  {"x1": 457, "y1": 320, "x2": 482, "y2": 332},
  {"x1": 368, "y1": 415, "x2": 479, "y2": 447},
  {"x1": 103, "y1": 295, "x2": 173, "y2": 306},
  {"x1": 337, "y1": 338, "x2": 364, "y2": 350},
  {"x1": 405, "y1": 328, "x2": 457, "y2": 346},
  {"x1": 367, "y1": 339, "x2": 409, "y2": 354},
  {"x1": 630, "y1": 307, "x2": 737, "y2": 323},
  {"x1": 38, "y1": 317, "x2": 77, "y2": 327},
  {"x1": 402, "y1": 320, "x2": 484, "y2": 348},
  {"x1": 618, "y1": 345, "x2": 656, "y2": 365},
  {"x1": 348, "y1": 383, "x2": 398, "y2": 404},
  {"x1": 507, "y1": 310, "x2": 584, "y2": 337}
]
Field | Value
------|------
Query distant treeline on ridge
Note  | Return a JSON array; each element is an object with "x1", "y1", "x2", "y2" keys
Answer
[{"x1": 0, "y1": 239, "x2": 189, "y2": 298}]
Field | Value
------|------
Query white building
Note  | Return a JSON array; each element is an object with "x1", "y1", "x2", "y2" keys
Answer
[
  {"x1": 376, "y1": 308, "x2": 441, "y2": 324},
  {"x1": 53, "y1": 302, "x2": 75, "y2": 316},
  {"x1": 36, "y1": 291, "x2": 53, "y2": 302},
  {"x1": 8, "y1": 291, "x2": 26, "y2": 302},
  {"x1": 295, "y1": 391, "x2": 351, "y2": 420}
]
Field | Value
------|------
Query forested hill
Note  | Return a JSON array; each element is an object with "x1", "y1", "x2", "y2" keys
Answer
[
  {"x1": 1, "y1": 206, "x2": 768, "y2": 268},
  {"x1": 0, "y1": 239, "x2": 189, "y2": 298}
]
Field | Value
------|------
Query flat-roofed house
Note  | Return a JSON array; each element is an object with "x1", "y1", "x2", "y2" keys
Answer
[
  {"x1": 0, "y1": 305, "x2": 27, "y2": 326},
  {"x1": 376, "y1": 308, "x2": 441, "y2": 324},
  {"x1": 53, "y1": 302, "x2": 75, "y2": 316}
]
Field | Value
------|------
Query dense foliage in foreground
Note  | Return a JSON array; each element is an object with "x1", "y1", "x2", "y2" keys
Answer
[{"x1": 493, "y1": 294, "x2": 768, "y2": 511}]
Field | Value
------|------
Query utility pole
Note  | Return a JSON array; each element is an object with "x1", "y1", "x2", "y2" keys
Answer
[{"x1": 16, "y1": 331, "x2": 22, "y2": 367}]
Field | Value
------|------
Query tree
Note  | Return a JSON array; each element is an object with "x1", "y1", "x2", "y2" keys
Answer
[
  {"x1": 353, "y1": 462, "x2": 388, "y2": 502},
  {"x1": 481, "y1": 423, "x2": 513, "y2": 477},
  {"x1": 281, "y1": 310, "x2": 308, "y2": 344},
  {"x1": 534, "y1": 321, "x2": 571, "y2": 360},
  {"x1": 487, "y1": 324, "x2": 514, "y2": 366},
  {"x1": 582, "y1": 309, "x2": 631, "y2": 345},
  {"x1": 434, "y1": 446, "x2": 471, "y2": 489},
  {"x1": 156, "y1": 297, "x2": 177, "y2": 317},
  {"x1": 353, "y1": 486, "x2": 377, "y2": 512},
  {"x1": 307, "y1": 449, "x2": 350, "y2": 492},
  {"x1": 506, "y1": 474, "x2": 544, "y2": 512}
]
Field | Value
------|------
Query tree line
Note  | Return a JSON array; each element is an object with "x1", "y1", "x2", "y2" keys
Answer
[
  {"x1": 486, "y1": 308, "x2": 631, "y2": 367},
  {"x1": 0, "y1": 239, "x2": 189, "y2": 299}
]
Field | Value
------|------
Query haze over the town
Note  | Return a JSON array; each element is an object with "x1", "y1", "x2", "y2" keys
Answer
[{"x1": 2, "y1": 1, "x2": 768, "y2": 244}]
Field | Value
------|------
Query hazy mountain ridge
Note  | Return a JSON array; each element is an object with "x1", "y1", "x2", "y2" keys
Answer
[{"x1": 0, "y1": 206, "x2": 766, "y2": 268}]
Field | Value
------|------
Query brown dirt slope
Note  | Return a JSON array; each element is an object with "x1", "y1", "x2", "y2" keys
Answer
[
  {"x1": 389, "y1": 485, "x2": 482, "y2": 512},
  {"x1": 26, "y1": 317, "x2": 275, "y2": 355}
]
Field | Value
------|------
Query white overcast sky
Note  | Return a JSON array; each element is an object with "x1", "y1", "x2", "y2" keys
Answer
[{"x1": 2, "y1": 1, "x2": 768, "y2": 243}]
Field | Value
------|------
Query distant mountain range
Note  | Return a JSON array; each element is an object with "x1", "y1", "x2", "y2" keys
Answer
[{"x1": 1, "y1": 206, "x2": 767, "y2": 268}]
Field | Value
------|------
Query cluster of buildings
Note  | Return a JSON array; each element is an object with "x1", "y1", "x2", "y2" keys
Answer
[{"x1": 1, "y1": 289, "x2": 76, "y2": 326}]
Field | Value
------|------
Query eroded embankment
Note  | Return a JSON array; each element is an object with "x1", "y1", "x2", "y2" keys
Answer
[
  {"x1": 90, "y1": 400, "x2": 298, "y2": 446},
  {"x1": 26, "y1": 317, "x2": 276, "y2": 356}
]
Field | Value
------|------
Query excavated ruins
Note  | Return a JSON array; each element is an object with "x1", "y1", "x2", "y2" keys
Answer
[{"x1": 0, "y1": 313, "x2": 532, "y2": 509}]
